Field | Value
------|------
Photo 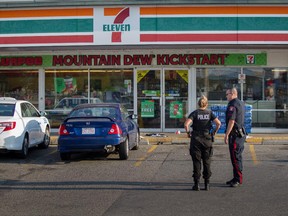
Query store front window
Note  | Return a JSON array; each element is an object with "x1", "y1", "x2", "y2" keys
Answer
[
  {"x1": 45, "y1": 69, "x2": 133, "y2": 128},
  {"x1": 196, "y1": 68, "x2": 288, "y2": 128},
  {"x1": 244, "y1": 68, "x2": 288, "y2": 128},
  {"x1": 0, "y1": 70, "x2": 38, "y2": 106},
  {"x1": 196, "y1": 68, "x2": 240, "y2": 100}
]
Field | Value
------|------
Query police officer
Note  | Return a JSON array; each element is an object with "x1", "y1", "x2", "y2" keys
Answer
[
  {"x1": 184, "y1": 96, "x2": 221, "y2": 191},
  {"x1": 224, "y1": 87, "x2": 246, "y2": 187}
]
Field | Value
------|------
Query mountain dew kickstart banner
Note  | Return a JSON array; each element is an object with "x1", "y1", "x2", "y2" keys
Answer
[{"x1": 0, "y1": 53, "x2": 267, "y2": 68}]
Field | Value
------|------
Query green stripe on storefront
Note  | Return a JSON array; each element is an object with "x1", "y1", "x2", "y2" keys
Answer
[
  {"x1": 225, "y1": 53, "x2": 267, "y2": 65},
  {"x1": 140, "y1": 17, "x2": 288, "y2": 31},
  {"x1": 0, "y1": 19, "x2": 93, "y2": 34}
]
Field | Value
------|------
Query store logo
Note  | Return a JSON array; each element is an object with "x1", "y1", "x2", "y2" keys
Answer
[
  {"x1": 103, "y1": 7, "x2": 130, "y2": 42},
  {"x1": 246, "y1": 55, "x2": 255, "y2": 64}
]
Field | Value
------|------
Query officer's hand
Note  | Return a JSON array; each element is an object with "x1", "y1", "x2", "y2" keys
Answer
[{"x1": 224, "y1": 133, "x2": 229, "y2": 144}]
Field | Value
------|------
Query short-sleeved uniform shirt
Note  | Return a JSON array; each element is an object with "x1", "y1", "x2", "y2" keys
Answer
[
  {"x1": 225, "y1": 98, "x2": 245, "y2": 129},
  {"x1": 188, "y1": 109, "x2": 216, "y2": 132}
]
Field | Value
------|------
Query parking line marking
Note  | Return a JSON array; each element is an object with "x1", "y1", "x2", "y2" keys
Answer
[
  {"x1": 147, "y1": 145, "x2": 158, "y2": 153},
  {"x1": 249, "y1": 144, "x2": 259, "y2": 165},
  {"x1": 134, "y1": 145, "x2": 158, "y2": 167}
]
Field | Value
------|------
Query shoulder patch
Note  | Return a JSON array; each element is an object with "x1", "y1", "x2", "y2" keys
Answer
[{"x1": 229, "y1": 106, "x2": 235, "y2": 111}]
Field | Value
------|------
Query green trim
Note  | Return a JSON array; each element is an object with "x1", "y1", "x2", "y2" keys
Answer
[
  {"x1": 0, "y1": 19, "x2": 93, "y2": 34},
  {"x1": 239, "y1": 17, "x2": 288, "y2": 31},
  {"x1": 140, "y1": 17, "x2": 288, "y2": 31},
  {"x1": 225, "y1": 53, "x2": 267, "y2": 65}
]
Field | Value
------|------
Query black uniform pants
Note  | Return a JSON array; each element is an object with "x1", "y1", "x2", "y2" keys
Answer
[
  {"x1": 190, "y1": 135, "x2": 213, "y2": 181},
  {"x1": 228, "y1": 134, "x2": 245, "y2": 184}
]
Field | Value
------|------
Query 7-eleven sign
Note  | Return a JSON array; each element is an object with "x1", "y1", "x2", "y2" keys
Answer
[{"x1": 94, "y1": 6, "x2": 140, "y2": 45}]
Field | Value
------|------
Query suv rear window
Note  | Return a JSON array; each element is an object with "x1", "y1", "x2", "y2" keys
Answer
[{"x1": 0, "y1": 104, "x2": 15, "y2": 116}]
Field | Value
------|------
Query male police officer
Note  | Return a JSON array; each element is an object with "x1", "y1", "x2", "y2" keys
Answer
[
  {"x1": 224, "y1": 87, "x2": 246, "y2": 187},
  {"x1": 184, "y1": 96, "x2": 221, "y2": 191}
]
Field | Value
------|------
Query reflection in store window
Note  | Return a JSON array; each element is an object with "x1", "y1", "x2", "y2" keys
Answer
[
  {"x1": 0, "y1": 70, "x2": 38, "y2": 107},
  {"x1": 196, "y1": 67, "x2": 288, "y2": 128},
  {"x1": 196, "y1": 68, "x2": 240, "y2": 100},
  {"x1": 45, "y1": 69, "x2": 133, "y2": 128}
]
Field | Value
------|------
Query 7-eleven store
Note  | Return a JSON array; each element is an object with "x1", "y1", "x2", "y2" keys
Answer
[{"x1": 0, "y1": 5, "x2": 288, "y2": 133}]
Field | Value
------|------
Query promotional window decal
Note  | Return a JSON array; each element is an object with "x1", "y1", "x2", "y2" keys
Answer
[
  {"x1": 137, "y1": 70, "x2": 150, "y2": 83},
  {"x1": 54, "y1": 77, "x2": 77, "y2": 95},
  {"x1": 170, "y1": 101, "x2": 183, "y2": 119},
  {"x1": 141, "y1": 100, "x2": 155, "y2": 118},
  {"x1": 176, "y1": 70, "x2": 188, "y2": 83},
  {"x1": 124, "y1": 80, "x2": 132, "y2": 93}
]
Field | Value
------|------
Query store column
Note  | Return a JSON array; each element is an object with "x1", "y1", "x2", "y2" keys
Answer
[{"x1": 38, "y1": 68, "x2": 45, "y2": 111}]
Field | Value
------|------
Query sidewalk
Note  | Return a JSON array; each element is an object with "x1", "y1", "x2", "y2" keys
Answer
[
  {"x1": 50, "y1": 132, "x2": 288, "y2": 145},
  {"x1": 138, "y1": 132, "x2": 288, "y2": 145}
]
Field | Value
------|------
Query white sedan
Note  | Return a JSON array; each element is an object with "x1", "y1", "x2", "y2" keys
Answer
[{"x1": 0, "y1": 97, "x2": 50, "y2": 158}]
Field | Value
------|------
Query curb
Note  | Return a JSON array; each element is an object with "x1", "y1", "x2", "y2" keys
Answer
[{"x1": 139, "y1": 135, "x2": 288, "y2": 145}]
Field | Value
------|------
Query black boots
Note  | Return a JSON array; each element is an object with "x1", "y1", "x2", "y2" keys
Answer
[
  {"x1": 192, "y1": 180, "x2": 200, "y2": 191},
  {"x1": 204, "y1": 179, "x2": 210, "y2": 191},
  {"x1": 192, "y1": 179, "x2": 210, "y2": 191}
]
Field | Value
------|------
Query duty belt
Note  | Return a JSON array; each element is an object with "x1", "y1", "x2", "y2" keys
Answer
[{"x1": 192, "y1": 130, "x2": 209, "y2": 136}]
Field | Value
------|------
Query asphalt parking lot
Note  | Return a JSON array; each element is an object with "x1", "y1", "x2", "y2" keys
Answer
[{"x1": 0, "y1": 143, "x2": 287, "y2": 216}]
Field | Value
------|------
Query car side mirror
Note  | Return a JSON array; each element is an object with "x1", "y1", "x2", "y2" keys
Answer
[
  {"x1": 129, "y1": 114, "x2": 138, "y2": 123},
  {"x1": 40, "y1": 111, "x2": 47, "y2": 116}
]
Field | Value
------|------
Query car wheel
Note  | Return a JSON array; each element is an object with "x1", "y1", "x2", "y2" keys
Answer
[
  {"x1": 119, "y1": 138, "x2": 129, "y2": 160},
  {"x1": 39, "y1": 127, "x2": 50, "y2": 149},
  {"x1": 18, "y1": 135, "x2": 29, "y2": 159},
  {"x1": 132, "y1": 132, "x2": 140, "y2": 150},
  {"x1": 60, "y1": 153, "x2": 71, "y2": 161}
]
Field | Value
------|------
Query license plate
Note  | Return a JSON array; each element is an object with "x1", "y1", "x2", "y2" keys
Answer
[{"x1": 82, "y1": 128, "x2": 95, "y2": 135}]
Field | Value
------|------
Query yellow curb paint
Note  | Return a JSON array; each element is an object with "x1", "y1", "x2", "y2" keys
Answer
[
  {"x1": 134, "y1": 145, "x2": 158, "y2": 167},
  {"x1": 246, "y1": 137, "x2": 263, "y2": 143},
  {"x1": 249, "y1": 144, "x2": 259, "y2": 165}
]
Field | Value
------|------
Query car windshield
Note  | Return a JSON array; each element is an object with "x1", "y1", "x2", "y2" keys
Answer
[
  {"x1": 69, "y1": 107, "x2": 119, "y2": 119},
  {"x1": 0, "y1": 104, "x2": 15, "y2": 116}
]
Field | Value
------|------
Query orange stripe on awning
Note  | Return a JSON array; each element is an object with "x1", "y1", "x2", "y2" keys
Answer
[
  {"x1": 0, "y1": 8, "x2": 93, "y2": 18},
  {"x1": 104, "y1": 8, "x2": 124, "y2": 16},
  {"x1": 140, "y1": 6, "x2": 288, "y2": 15},
  {"x1": 238, "y1": 7, "x2": 288, "y2": 14}
]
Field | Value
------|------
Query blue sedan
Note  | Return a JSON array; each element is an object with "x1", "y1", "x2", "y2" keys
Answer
[{"x1": 57, "y1": 103, "x2": 140, "y2": 160}]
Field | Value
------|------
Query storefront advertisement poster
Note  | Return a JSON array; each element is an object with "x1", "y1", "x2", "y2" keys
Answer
[
  {"x1": 141, "y1": 100, "x2": 155, "y2": 118},
  {"x1": 124, "y1": 80, "x2": 132, "y2": 93},
  {"x1": 170, "y1": 101, "x2": 183, "y2": 119},
  {"x1": 54, "y1": 77, "x2": 77, "y2": 95}
]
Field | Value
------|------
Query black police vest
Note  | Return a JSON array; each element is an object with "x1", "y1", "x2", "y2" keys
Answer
[{"x1": 189, "y1": 109, "x2": 213, "y2": 132}]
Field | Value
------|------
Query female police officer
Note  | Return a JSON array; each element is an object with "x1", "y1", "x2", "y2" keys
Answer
[{"x1": 184, "y1": 96, "x2": 221, "y2": 191}]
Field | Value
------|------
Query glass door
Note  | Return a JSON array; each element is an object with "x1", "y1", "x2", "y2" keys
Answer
[
  {"x1": 137, "y1": 69, "x2": 189, "y2": 132},
  {"x1": 164, "y1": 70, "x2": 189, "y2": 130},
  {"x1": 137, "y1": 70, "x2": 161, "y2": 131}
]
